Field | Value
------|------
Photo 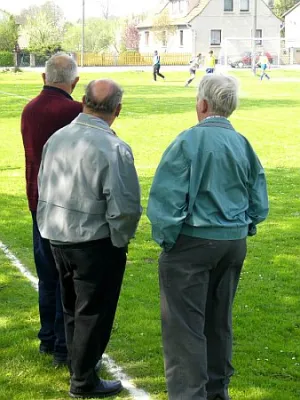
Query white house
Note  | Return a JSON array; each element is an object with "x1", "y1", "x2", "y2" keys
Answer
[
  {"x1": 283, "y1": 2, "x2": 300, "y2": 48},
  {"x1": 137, "y1": 0, "x2": 281, "y2": 59}
]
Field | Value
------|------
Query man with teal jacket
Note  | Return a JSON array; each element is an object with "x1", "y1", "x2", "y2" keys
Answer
[{"x1": 147, "y1": 75, "x2": 268, "y2": 400}]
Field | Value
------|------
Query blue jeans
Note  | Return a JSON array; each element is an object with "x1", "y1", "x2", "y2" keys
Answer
[{"x1": 31, "y1": 211, "x2": 67, "y2": 357}]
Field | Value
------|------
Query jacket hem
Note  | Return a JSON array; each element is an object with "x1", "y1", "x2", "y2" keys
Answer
[{"x1": 181, "y1": 224, "x2": 248, "y2": 240}]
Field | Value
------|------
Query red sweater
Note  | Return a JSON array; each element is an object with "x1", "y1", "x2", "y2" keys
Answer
[{"x1": 21, "y1": 86, "x2": 82, "y2": 211}]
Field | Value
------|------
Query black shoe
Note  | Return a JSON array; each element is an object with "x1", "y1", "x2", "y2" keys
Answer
[
  {"x1": 39, "y1": 344, "x2": 54, "y2": 355},
  {"x1": 207, "y1": 395, "x2": 231, "y2": 400},
  {"x1": 69, "y1": 379, "x2": 123, "y2": 398},
  {"x1": 53, "y1": 354, "x2": 68, "y2": 368}
]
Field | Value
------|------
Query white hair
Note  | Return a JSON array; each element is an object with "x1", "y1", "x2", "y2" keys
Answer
[
  {"x1": 197, "y1": 74, "x2": 239, "y2": 118},
  {"x1": 45, "y1": 53, "x2": 78, "y2": 85}
]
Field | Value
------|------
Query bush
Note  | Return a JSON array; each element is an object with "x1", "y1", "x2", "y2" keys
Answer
[
  {"x1": 29, "y1": 43, "x2": 64, "y2": 67},
  {"x1": 0, "y1": 51, "x2": 13, "y2": 67}
]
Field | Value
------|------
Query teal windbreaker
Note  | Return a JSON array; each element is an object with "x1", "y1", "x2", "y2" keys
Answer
[{"x1": 147, "y1": 117, "x2": 269, "y2": 251}]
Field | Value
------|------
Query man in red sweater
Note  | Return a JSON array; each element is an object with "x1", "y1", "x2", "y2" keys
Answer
[{"x1": 21, "y1": 53, "x2": 82, "y2": 366}]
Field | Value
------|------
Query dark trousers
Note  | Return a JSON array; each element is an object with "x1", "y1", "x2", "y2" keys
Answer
[
  {"x1": 153, "y1": 65, "x2": 165, "y2": 81},
  {"x1": 51, "y1": 238, "x2": 126, "y2": 393},
  {"x1": 186, "y1": 68, "x2": 196, "y2": 86},
  {"x1": 31, "y1": 211, "x2": 66, "y2": 357},
  {"x1": 159, "y1": 235, "x2": 247, "y2": 400},
  {"x1": 260, "y1": 71, "x2": 270, "y2": 80}
]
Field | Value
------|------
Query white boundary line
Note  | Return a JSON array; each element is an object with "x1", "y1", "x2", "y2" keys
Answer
[
  {"x1": 0, "y1": 240, "x2": 151, "y2": 399},
  {"x1": 0, "y1": 90, "x2": 31, "y2": 100}
]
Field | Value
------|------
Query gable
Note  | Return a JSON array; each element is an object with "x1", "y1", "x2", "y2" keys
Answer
[{"x1": 137, "y1": 0, "x2": 210, "y2": 28}]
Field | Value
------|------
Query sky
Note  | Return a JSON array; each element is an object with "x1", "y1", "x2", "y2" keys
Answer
[{"x1": 0, "y1": 0, "x2": 161, "y2": 20}]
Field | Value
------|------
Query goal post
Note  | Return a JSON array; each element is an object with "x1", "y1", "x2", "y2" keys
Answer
[{"x1": 219, "y1": 37, "x2": 283, "y2": 69}]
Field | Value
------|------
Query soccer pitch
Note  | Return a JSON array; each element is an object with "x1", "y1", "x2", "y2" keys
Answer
[{"x1": 0, "y1": 69, "x2": 299, "y2": 400}]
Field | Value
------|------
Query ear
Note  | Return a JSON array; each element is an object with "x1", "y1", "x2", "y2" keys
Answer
[
  {"x1": 42, "y1": 73, "x2": 46, "y2": 85},
  {"x1": 71, "y1": 77, "x2": 80, "y2": 92},
  {"x1": 82, "y1": 95, "x2": 86, "y2": 105},
  {"x1": 202, "y1": 99, "x2": 209, "y2": 114},
  {"x1": 197, "y1": 98, "x2": 207, "y2": 114},
  {"x1": 115, "y1": 103, "x2": 122, "y2": 118}
]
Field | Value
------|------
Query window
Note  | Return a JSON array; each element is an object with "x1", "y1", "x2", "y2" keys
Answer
[
  {"x1": 255, "y1": 29, "x2": 262, "y2": 45},
  {"x1": 172, "y1": 0, "x2": 186, "y2": 15},
  {"x1": 172, "y1": 0, "x2": 178, "y2": 15},
  {"x1": 145, "y1": 31, "x2": 149, "y2": 46},
  {"x1": 224, "y1": 0, "x2": 233, "y2": 11},
  {"x1": 240, "y1": 0, "x2": 249, "y2": 11},
  {"x1": 210, "y1": 30, "x2": 221, "y2": 45},
  {"x1": 162, "y1": 31, "x2": 167, "y2": 47},
  {"x1": 179, "y1": 0, "x2": 183, "y2": 12},
  {"x1": 180, "y1": 30, "x2": 184, "y2": 46}
]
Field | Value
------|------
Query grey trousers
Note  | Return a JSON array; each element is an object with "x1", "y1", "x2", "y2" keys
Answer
[{"x1": 159, "y1": 235, "x2": 247, "y2": 400}]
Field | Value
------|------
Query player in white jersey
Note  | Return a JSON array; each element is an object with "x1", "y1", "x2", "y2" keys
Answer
[{"x1": 185, "y1": 53, "x2": 202, "y2": 87}]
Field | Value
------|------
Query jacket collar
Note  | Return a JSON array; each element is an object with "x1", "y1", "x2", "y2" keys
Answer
[
  {"x1": 43, "y1": 85, "x2": 73, "y2": 100},
  {"x1": 201, "y1": 116, "x2": 230, "y2": 124},
  {"x1": 199, "y1": 116, "x2": 234, "y2": 130},
  {"x1": 71, "y1": 113, "x2": 114, "y2": 134}
]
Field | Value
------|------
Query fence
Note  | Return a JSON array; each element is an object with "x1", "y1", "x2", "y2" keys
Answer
[
  {"x1": 15, "y1": 52, "x2": 192, "y2": 67},
  {"x1": 72, "y1": 52, "x2": 192, "y2": 67}
]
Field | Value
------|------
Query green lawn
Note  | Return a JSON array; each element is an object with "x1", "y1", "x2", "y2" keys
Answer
[{"x1": 0, "y1": 68, "x2": 300, "y2": 400}]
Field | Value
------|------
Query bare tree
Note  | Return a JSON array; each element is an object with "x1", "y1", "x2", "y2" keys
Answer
[
  {"x1": 99, "y1": 0, "x2": 111, "y2": 19},
  {"x1": 152, "y1": 9, "x2": 176, "y2": 49}
]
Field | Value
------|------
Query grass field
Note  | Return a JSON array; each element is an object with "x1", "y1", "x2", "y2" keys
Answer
[{"x1": 0, "y1": 68, "x2": 300, "y2": 400}]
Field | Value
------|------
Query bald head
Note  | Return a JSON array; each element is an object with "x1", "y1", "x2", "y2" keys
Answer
[
  {"x1": 45, "y1": 53, "x2": 78, "y2": 85},
  {"x1": 84, "y1": 79, "x2": 124, "y2": 117}
]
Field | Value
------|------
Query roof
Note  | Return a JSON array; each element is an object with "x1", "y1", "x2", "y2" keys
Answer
[
  {"x1": 137, "y1": 1, "x2": 168, "y2": 29},
  {"x1": 137, "y1": 0, "x2": 281, "y2": 29},
  {"x1": 137, "y1": 0, "x2": 211, "y2": 29},
  {"x1": 282, "y1": 1, "x2": 300, "y2": 17}
]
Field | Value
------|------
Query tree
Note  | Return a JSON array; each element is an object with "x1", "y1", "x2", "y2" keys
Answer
[
  {"x1": 122, "y1": 20, "x2": 140, "y2": 51},
  {"x1": 20, "y1": 1, "x2": 65, "y2": 53},
  {"x1": 63, "y1": 18, "x2": 118, "y2": 53},
  {"x1": 152, "y1": 9, "x2": 176, "y2": 48},
  {"x1": 0, "y1": 10, "x2": 19, "y2": 51},
  {"x1": 273, "y1": 0, "x2": 300, "y2": 18}
]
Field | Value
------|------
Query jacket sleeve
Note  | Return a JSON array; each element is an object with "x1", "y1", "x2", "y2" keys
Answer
[
  {"x1": 247, "y1": 154, "x2": 269, "y2": 227},
  {"x1": 147, "y1": 139, "x2": 190, "y2": 251},
  {"x1": 103, "y1": 144, "x2": 142, "y2": 248}
]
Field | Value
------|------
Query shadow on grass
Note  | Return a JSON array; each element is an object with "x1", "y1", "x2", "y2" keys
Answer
[{"x1": 0, "y1": 169, "x2": 299, "y2": 399}]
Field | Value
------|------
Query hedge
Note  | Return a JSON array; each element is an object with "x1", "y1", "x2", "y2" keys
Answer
[{"x1": 0, "y1": 51, "x2": 13, "y2": 67}]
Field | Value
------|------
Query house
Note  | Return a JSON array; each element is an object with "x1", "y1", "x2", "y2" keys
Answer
[
  {"x1": 283, "y1": 2, "x2": 300, "y2": 48},
  {"x1": 137, "y1": 0, "x2": 281, "y2": 59}
]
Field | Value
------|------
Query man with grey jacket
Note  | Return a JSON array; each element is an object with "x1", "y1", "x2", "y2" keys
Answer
[
  {"x1": 37, "y1": 79, "x2": 142, "y2": 399},
  {"x1": 147, "y1": 75, "x2": 268, "y2": 400}
]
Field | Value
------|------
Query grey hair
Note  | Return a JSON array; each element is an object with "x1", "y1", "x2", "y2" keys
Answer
[
  {"x1": 45, "y1": 53, "x2": 78, "y2": 85},
  {"x1": 197, "y1": 75, "x2": 239, "y2": 118},
  {"x1": 85, "y1": 80, "x2": 124, "y2": 114}
]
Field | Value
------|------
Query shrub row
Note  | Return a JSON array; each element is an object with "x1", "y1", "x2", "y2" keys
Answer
[{"x1": 0, "y1": 51, "x2": 14, "y2": 67}]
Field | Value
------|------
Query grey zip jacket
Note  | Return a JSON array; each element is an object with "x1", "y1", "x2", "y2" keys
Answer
[{"x1": 37, "y1": 113, "x2": 142, "y2": 248}]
